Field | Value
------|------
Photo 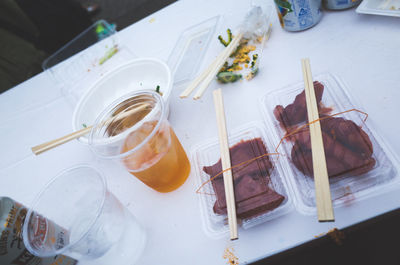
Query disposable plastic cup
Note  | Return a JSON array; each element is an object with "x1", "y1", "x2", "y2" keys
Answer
[
  {"x1": 88, "y1": 90, "x2": 191, "y2": 193},
  {"x1": 22, "y1": 165, "x2": 146, "y2": 264}
]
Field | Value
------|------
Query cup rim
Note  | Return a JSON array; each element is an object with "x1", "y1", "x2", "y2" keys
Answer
[
  {"x1": 88, "y1": 90, "x2": 166, "y2": 160},
  {"x1": 71, "y1": 57, "x2": 172, "y2": 144},
  {"x1": 22, "y1": 164, "x2": 107, "y2": 257}
]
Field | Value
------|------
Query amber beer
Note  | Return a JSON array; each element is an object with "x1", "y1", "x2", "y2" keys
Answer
[
  {"x1": 122, "y1": 120, "x2": 191, "y2": 193},
  {"x1": 90, "y1": 91, "x2": 191, "y2": 193},
  {"x1": 0, "y1": 197, "x2": 77, "y2": 265}
]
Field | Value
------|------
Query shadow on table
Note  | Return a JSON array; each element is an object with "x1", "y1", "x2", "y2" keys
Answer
[
  {"x1": 0, "y1": 0, "x2": 177, "y2": 94},
  {"x1": 251, "y1": 208, "x2": 400, "y2": 265}
]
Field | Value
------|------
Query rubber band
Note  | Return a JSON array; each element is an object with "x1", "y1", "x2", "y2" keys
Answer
[
  {"x1": 196, "y1": 109, "x2": 368, "y2": 195},
  {"x1": 195, "y1": 152, "x2": 280, "y2": 195},
  {"x1": 275, "y1": 108, "x2": 368, "y2": 153}
]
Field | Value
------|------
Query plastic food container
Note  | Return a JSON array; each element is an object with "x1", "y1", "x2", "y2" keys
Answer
[
  {"x1": 43, "y1": 20, "x2": 135, "y2": 106},
  {"x1": 204, "y1": 3, "x2": 273, "y2": 84},
  {"x1": 356, "y1": 0, "x2": 400, "y2": 17},
  {"x1": 191, "y1": 121, "x2": 293, "y2": 239},
  {"x1": 260, "y1": 73, "x2": 399, "y2": 215},
  {"x1": 167, "y1": 15, "x2": 221, "y2": 86},
  {"x1": 323, "y1": 0, "x2": 361, "y2": 10}
]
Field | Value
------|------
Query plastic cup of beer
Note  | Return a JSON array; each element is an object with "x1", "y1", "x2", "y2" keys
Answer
[
  {"x1": 88, "y1": 90, "x2": 191, "y2": 193},
  {"x1": 22, "y1": 165, "x2": 146, "y2": 264}
]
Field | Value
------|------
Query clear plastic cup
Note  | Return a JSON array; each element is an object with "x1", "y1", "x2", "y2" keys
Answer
[
  {"x1": 88, "y1": 90, "x2": 191, "y2": 193},
  {"x1": 22, "y1": 165, "x2": 146, "y2": 264}
]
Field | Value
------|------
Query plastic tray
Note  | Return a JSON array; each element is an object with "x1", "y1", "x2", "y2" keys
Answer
[
  {"x1": 260, "y1": 73, "x2": 399, "y2": 215},
  {"x1": 190, "y1": 121, "x2": 293, "y2": 239},
  {"x1": 43, "y1": 20, "x2": 135, "y2": 106},
  {"x1": 167, "y1": 16, "x2": 221, "y2": 85},
  {"x1": 356, "y1": 0, "x2": 400, "y2": 17}
]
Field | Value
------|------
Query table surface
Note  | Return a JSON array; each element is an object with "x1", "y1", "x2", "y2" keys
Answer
[{"x1": 1, "y1": 0, "x2": 400, "y2": 264}]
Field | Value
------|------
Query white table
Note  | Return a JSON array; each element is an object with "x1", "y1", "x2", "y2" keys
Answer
[{"x1": 1, "y1": 0, "x2": 400, "y2": 264}]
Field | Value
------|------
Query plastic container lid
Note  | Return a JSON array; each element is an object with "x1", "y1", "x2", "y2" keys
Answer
[{"x1": 167, "y1": 15, "x2": 221, "y2": 86}]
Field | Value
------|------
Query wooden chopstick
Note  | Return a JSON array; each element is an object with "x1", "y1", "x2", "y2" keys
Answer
[
  {"x1": 301, "y1": 58, "x2": 334, "y2": 222},
  {"x1": 193, "y1": 32, "x2": 243, "y2": 100},
  {"x1": 212, "y1": 88, "x2": 238, "y2": 240},
  {"x1": 179, "y1": 31, "x2": 243, "y2": 99},
  {"x1": 179, "y1": 48, "x2": 226, "y2": 98},
  {"x1": 31, "y1": 103, "x2": 150, "y2": 155}
]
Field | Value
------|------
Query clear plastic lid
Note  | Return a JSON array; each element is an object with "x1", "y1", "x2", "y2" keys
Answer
[
  {"x1": 260, "y1": 73, "x2": 399, "y2": 214},
  {"x1": 167, "y1": 16, "x2": 221, "y2": 85},
  {"x1": 190, "y1": 121, "x2": 293, "y2": 239}
]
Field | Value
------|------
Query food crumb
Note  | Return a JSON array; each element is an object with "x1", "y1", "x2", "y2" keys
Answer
[
  {"x1": 223, "y1": 247, "x2": 239, "y2": 265},
  {"x1": 314, "y1": 232, "x2": 325, "y2": 238},
  {"x1": 149, "y1": 17, "x2": 156, "y2": 23},
  {"x1": 314, "y1": 228, "x2": 345, "y2": 245},
  {"x1": 327, "y1": 228, "x2": 345, "y2": 245},
  {"x1": 99, "y1": 44, "x2": 119, "y2": 65}
]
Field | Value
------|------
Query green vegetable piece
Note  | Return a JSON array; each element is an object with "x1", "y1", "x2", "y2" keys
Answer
[
  {"x1": 82, "y1": 123, "x2": 87, "y2": 128},
  {"x1": 96, "y1": 24, "x2": 105, "y2": 34},
  {"x1": 217, "y1": 71, "x2": 242, "y2": 83},
  {"x1": 99, "y1": 45, "x2": 119, "y2": 65},
  {"x1": 218, "y1": 28, "x2": 233, "y2": 47},
  {"x1": 156, "y1": 85, "x2": 160, "y2": 93}
]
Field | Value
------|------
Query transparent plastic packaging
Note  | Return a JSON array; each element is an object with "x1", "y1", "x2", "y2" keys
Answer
[
  {"x1": 207, "y1": 3, "x2": 273, "y2": 83},
  {"x1": 167, "y1": 16, "x2": 221, "y2": 85},
  {"x1": 191, "y1": 121, "x2": 293, "y2": 239},
  {"x1": 261, "y1": 73, "x2": 399, "y2": 214},
  {"x1": 356, "y1": 0, "x2": 400, "y2": 17},
  {"x1": 43, "y1": 20, "x2": 135, "y2": 106}
]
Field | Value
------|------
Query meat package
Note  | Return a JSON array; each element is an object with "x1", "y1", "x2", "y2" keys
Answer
[
  {"x1": 261, "y1": 73, "x2": 397, "y2": 214},
  {"x1": 203, "y1": 138, "x2": 285, "y2": 219},
  {"x1": 191, "y1": 122, "x2": 292, "y2": 238}
]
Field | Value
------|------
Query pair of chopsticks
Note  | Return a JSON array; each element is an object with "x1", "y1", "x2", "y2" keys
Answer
[
  {"x1": 180, "y1": 32, "x2": 244, "y2": 100},
  {"x1": 210, "y1": 59, "x2": 335, "y2": 239},
  {"x1": 213, "y1": 88, "x2": 238, "y2": 240},
  {"x1": 301, "y1": 58, "x2": 334, "y2": 222},
  {"x1": 31, "y1": 103, "x2": 150, "y2": 155}
]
